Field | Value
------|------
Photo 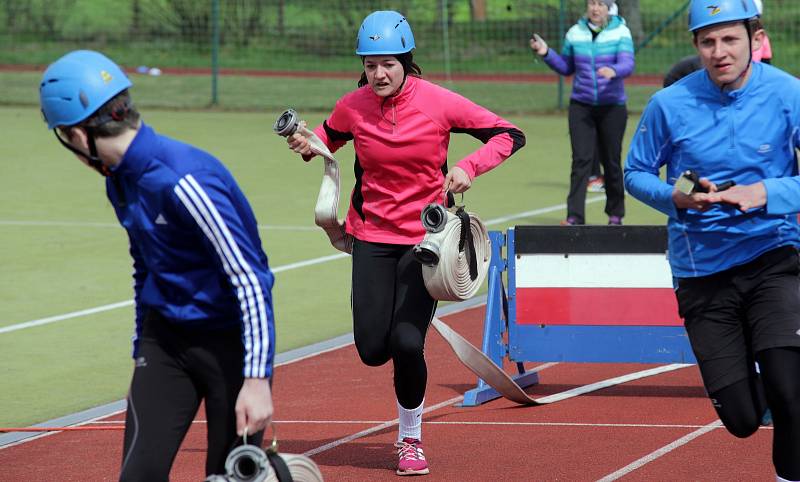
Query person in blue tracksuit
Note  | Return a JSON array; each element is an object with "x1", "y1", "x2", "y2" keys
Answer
[
  {"x1": 625, "y1": 1, "x2": 800, "y2": 480},
  {"x1": 39, "y1": 50, "x2": 276, "y2": 481}
]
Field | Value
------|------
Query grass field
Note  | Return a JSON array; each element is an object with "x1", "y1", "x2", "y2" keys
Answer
[
  {"x1": 0, "y1": 103, "x2": 667, "y2": 428},
  {"x1": 0, "y1": 69, "x2": 662, "y2": 114}
]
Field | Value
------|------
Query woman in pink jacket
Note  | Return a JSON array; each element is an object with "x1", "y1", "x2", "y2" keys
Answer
[{"x1": 286, "y1": 10, "x2": 525, "y2": 476}]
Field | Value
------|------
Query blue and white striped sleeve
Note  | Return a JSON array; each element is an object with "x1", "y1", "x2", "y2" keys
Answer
[{"x1": 172, "y1": 172, "x2": 275, "y2": 379}]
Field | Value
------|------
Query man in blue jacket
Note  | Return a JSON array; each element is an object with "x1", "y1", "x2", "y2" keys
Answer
[
  {"x1": 625, "y1": 1, "x2": 800, "y2": 480},
  {"x1": 39, "y1": 50, "x2": 276, "y2": 481}
]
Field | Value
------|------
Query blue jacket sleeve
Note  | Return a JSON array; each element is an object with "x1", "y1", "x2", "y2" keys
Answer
[
  {"x1": 624, "y1": 96, "x2": 680, "y2": 218},
  {"x1": 763, "y1": 177, "x2": 800, "y2": 215},
  {"x1": 171, "y1": 171, "x2": 276, "y2": 379},
  {"x1": 128, "y1": 233, "x2": 147, "y2": 359},
  {"x1": 543, "y1": 37, "x2": 575, "y2": 77},
  {"x1": 611, "y1": 28, "x2": 635, "y2": 78},
  {"x1": 762, "y1": 102, "x2": 800, "y2": 215}
]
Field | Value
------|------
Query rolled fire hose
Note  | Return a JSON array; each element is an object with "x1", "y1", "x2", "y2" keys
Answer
[
  {"x1": 273, "y1": 109, "x2": 353, "y2": 254},
  {"x1": 272, "y1": 109, "x2": 539, "y2": 405},
  {"x1": 204, "y1": 427, "x2": 324, "y2": 482},
  {"x1": 413, "y1": 203, "x2": 491, "y2": 302}
]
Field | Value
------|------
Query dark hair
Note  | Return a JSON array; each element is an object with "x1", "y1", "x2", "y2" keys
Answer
[
  {"x1": 75, "y1": 90, "x2": 140, "y2": 137},
  {"x1": 357, "y1": 52, "x2": 423, "y2": 88}
]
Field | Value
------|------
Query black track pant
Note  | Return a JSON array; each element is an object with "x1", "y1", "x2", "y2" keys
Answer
[
  {"x1": 710, "y1": 347, "x2": 800, "y2": 480},
  {"x1": 351, "y1": 239, "x2": 437, "y2": 409},
  {"x1": 119, "y1": 310, "x2": 263, "y2": 482},
  {"x1": 566, "y1": 100, "x2": 627, "y2": 224}
]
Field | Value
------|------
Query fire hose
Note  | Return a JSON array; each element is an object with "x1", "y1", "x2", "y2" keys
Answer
[{"x1": 204, "y1": 427, "x2": 324, "y2": 482}]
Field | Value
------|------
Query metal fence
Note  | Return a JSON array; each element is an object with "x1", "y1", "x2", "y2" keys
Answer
[{"x1": 2, "y1": 0, "x2": 798, "y2": 110}]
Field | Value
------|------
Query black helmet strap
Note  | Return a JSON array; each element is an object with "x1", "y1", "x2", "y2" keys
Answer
[{"x1": 53, "y1": 127, "x2": 110, "y2": 177}]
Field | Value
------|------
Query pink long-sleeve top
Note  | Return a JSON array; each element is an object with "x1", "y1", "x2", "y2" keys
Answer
[{"x1": 310, "y1": 75, "x2": 526, "y2": 244}]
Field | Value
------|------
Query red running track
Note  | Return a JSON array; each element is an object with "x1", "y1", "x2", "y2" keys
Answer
[{"x1": 0, "y1": 305, "x2": 773, "y2": 481}]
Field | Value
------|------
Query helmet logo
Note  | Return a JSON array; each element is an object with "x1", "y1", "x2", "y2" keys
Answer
[
  {"x1": 369, "y1": 34, "x2": 381, "y2": 41},
  {"x1": 707, "y1": 5, "x2": 721, "y2": 16},
  {"x1": 100, "y1": 70, "x2": 113, "y2": 84}
]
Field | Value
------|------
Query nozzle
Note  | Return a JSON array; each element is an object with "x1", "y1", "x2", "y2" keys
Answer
[
  {"x1": 273, "y1": 109, "x2": 300, "y2": 137},
  {"x1": 413, "y1": 241, "x2": 441, "y2": 266},
  {"x1": 420, "y1": 203, "x2": 448, "y2": 233}
]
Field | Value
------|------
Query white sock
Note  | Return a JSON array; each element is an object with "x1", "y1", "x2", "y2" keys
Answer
[
  {"x1": 397, "y1": 399, "x2": 424, "y2": 442},
  {"x1": 777, "y1": 475, "x2": 800, "y2": 482}
]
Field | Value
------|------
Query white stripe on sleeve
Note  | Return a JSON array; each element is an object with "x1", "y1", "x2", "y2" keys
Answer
[{"x1": 174, "y1": 174, "x2": 269, "y2": 377}]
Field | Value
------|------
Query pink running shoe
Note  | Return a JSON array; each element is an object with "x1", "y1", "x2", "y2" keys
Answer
[{"x1": 395, "y1": 437, "x2": 429, "y2": 476}]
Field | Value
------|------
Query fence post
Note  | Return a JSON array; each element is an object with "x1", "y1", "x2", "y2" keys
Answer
[
  {"x1": 636, "y1": 0, "x2": 691, "y2": 51},
  {"x1": 211, "y1": 0, "x2": 220, "y2": 106},
  {"x1": 558, "y1": 0, "x2": 566, "y2": 110},
  {"x1": 441, "y1": 0, "x2": 452, "y2": 83}
]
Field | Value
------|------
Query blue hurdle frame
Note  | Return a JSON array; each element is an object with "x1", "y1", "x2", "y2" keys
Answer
[{"x1": 461, "y1": 227, "x2": 696, "y2": 407}]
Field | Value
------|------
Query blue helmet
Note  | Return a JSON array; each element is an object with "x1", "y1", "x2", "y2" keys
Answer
[
  {"x1": 688, "y1": 0, "x2": 759, "y2": 32},
  {"x1": 355, "y1": 11, "x2": 415, "y2": 56},
  {"x1": 39, "y1": 50, "x2": 132, "y2": 129}
]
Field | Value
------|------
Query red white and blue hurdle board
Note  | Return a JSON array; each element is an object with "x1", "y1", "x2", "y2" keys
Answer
[{"x1": 462, "y1": 225, "x2": 696, "y2": 407}]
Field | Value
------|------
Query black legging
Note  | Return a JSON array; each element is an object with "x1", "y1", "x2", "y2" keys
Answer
[
  {"x1": 709, "y1": 347, "x2": 800, "y2": 479},
  {"x1": 119, "y1": 310, "x2": 263, "y2": 481},
  {"x1": 566, "y1": 100, "x2": 627, "y2": 224},
  {"x1": 351, "y1": 239, "x2": 437, "y2": 409}
]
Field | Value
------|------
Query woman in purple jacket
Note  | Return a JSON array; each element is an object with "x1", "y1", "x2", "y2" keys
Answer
[{"x1": 530, "y1": 0, "x2": 634, "y2": 226}]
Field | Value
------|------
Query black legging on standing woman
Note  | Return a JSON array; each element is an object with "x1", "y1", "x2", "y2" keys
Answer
[
  {"x1": 566, "y1": 100, "x2": 627, "y2": 224},
  {"x1": 351, "y1": 238, "x2": 437, "y2": 409}
]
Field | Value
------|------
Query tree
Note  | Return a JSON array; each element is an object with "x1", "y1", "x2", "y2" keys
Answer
[
  {"x1": 618, "y1": 0, "x2": 644, "y2": 45},
  {"x1": 276, "y1": 0, "x2": 284, "y2": 35},
  {"x1": 1, "y1": 0, "x2": 30, "y2": 31},
  {"x1": 470, "y1": 0, "x2": 487, "y2": 21}
]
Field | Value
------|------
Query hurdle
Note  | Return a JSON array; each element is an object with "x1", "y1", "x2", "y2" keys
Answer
[{"x1": 461, "y1": 225, "x2": 696, "y2": 407}]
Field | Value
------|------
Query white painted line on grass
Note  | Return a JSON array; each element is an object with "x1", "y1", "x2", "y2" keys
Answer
[
  {"x1": 0, "y1": 220, "x2": 317, "y2": 231},
  {"x1": 2, "y1": 198, "x2": 589, "y2": 334},
  {"x1": 0, "y1": 300, "x2": 135, "y2": 335},
  {"x1": 0, "y1": 252, "x2": 349, "y2": 335},
  {"x1": 484, "y1": 195, "x2": 603, "y2": 227},
  {"x1": 0, "y1": 220, "x2": 119, "y2": 228},
  {"x1": 595, "y1": 419, "x2": 724, "y2": 482}
]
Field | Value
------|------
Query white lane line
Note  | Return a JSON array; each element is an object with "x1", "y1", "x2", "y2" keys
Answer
[
  {"x1": 0, "y1": 220, "x2": 316, "y2": 232},
  {"x1": 595, "y1": 420, "x2": 724, "y2": 482},
  {"x1": 299, "y1": 361, "x2": 561, "y2": 458},
  {"x1": 84, "y1": 419, "x2": 745, "y2": 431},
  {"x1": 1, "y1": 199, "x2": 590, "y2": 334},
  {"x1": 298, "y1": 359, "x2": 687, "y2": 458},
  {"x1": 535, "y1": 363, "x2": 694, "y2": 404},
  {"x1": 0, "y1": 299, "x2": 488, "y2": 448},
  {"x1": 302, "y1": 396, "x2": 465, "y2": 457},
  {"x1": 484, "y1": 195, "x2": 603, "y2": 227}
]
